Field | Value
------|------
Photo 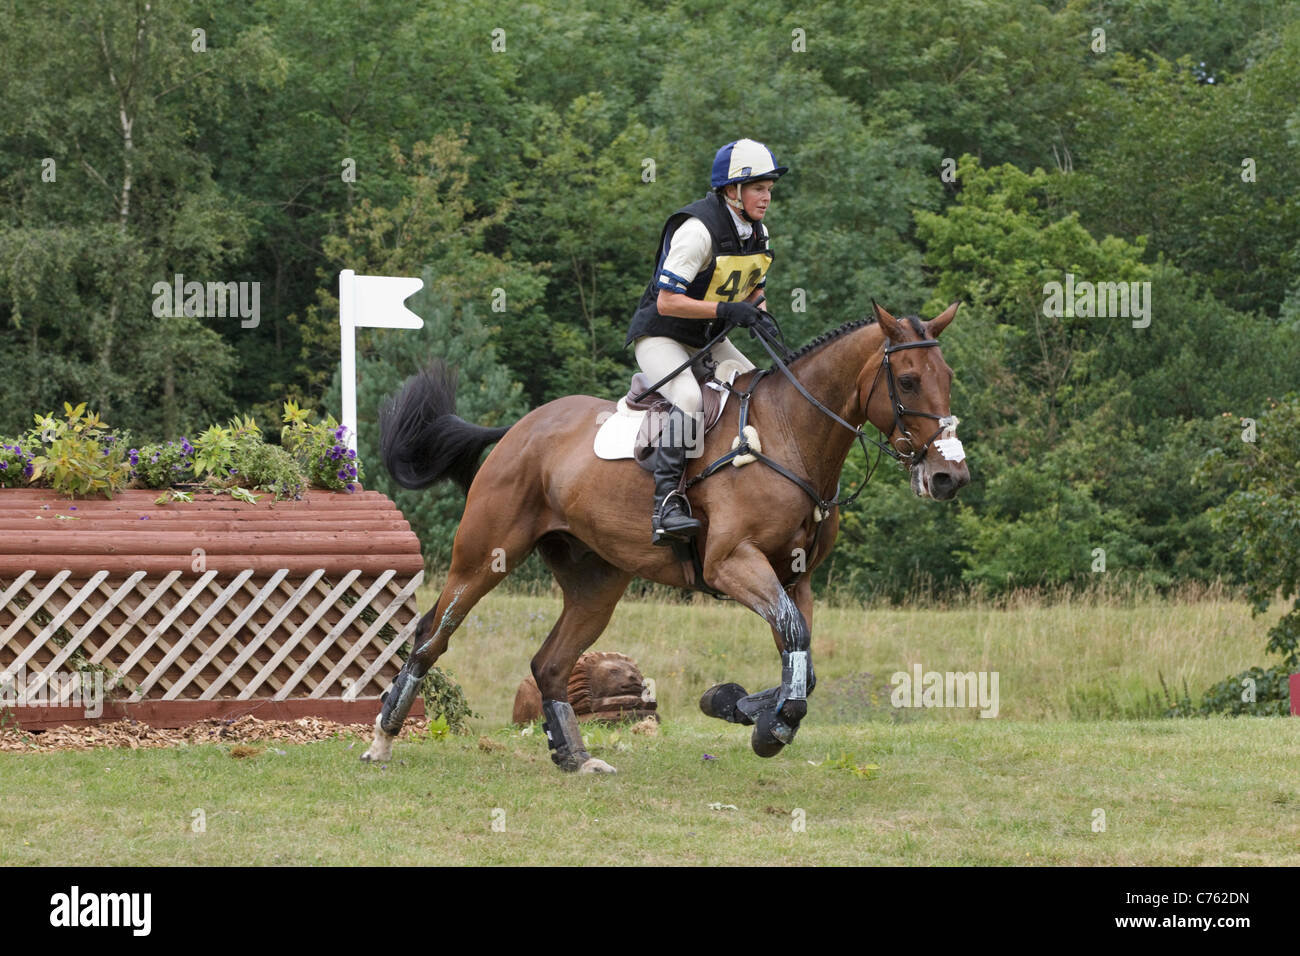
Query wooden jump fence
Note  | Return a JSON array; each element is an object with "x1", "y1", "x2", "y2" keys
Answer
[{"x1": 0, "y1": 489, "x2": 425, "y2": 730}]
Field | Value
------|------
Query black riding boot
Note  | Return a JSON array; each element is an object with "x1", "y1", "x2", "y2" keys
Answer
[{"x1": 650, "y1": 405, "x2": 703, "y2": 546}]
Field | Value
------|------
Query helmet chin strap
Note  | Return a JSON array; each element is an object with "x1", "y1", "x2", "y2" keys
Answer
[{"x1": 724, "y1": 184, "x2": 755, "y2": 223}]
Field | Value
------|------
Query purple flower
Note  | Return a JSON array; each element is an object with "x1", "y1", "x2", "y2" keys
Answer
[
  {"x1": 333, "y1": 425, "x2": 347, "y2": 441},
  {"x1": 69, "y1": 506, "x2": 77, "y2": 511},
  {"x1": 180, "y1": 438, "x2": 194, "y2": 456},
  {"x1": 0, "y1": 462, "x2": 6, "y2": 470},
  {"x1": 347, "y1": 449, "x2": 356, "y2": 459},
  {"x1": 128, "y1": 448, "x2": 139, "y2": 467},
  {"x1": 139, "y1": 515, "x2": 150, "y2": 520},
  {"x1": 337, "y1": 469, "x2": 348, "y2": 481},
  {"x1": 345, "y1": 483, "x2": 355, "y2": 493}
]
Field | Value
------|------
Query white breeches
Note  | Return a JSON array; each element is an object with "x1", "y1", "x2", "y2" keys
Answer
[{"x1": 633, "y1": 335, "x2": 756, "y2": 415}]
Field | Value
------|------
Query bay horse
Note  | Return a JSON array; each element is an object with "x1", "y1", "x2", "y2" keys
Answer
[{"x1": 361, "y1": 302, "x2": 969, "y2": 772}]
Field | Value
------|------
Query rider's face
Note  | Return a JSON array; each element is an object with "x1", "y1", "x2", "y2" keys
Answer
[{"x1": 731, "y1": 180, "x2": 774, "y2": 220}]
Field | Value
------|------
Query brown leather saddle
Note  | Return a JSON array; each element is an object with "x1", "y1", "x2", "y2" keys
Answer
[{"x1": 624, "y1": 365, "x2": 730, "y2": 472}]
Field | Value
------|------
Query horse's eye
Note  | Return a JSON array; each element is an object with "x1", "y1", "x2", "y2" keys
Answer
[{"x1": 899, "y1": 375, "x2": 919, "y2": 391}]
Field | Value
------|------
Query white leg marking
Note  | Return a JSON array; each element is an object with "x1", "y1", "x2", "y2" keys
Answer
[{"x1": 360, "y1": 712, "x2": 395, "y2": 763}]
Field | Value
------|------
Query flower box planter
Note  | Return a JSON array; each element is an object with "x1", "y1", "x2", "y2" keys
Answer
[{"x1": 0, "y1": 488, "x2": 425, "y2": 730}]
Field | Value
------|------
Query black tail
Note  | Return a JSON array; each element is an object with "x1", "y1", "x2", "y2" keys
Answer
[{"x1": 379, "y1": 360, "x2": 512, "y2": 495}]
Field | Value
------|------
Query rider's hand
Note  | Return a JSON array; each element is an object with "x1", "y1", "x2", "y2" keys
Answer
[
  {"x1": 716, "y1": 300, "x2": 762, "y2": 329},
  {"x1": 754, "y1": 310, "x2": 781, "y2": 342}
]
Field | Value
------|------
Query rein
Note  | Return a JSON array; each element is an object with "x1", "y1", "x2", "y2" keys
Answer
[{"x1": 686, "y1": 317, "x2": 954, "y2": 517}]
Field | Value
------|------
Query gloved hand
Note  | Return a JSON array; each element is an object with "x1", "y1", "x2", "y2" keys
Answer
[
  {"x1": 716, "y1": 300, "x2": 762, "y2": 329},
  {"x1": 753, "y1": 310, "x2": 781, "y2": 343}
]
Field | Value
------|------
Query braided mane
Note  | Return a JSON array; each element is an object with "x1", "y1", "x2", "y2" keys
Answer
[
  {"x1": 785, "y1": 316, "x2": 877, "y2": 365},
  {"x1": 784, "y1": 312, "x2": 926, "y2": 366}
]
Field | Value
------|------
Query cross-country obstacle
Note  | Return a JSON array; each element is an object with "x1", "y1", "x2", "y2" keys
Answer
[{"x1": 0, "y1": 489, "x2": 425, "y2": 730}]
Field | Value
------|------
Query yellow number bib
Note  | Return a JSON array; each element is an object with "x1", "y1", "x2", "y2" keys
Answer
[{"x1": 703, "y1": 252, "x2": 773, "y2": 303}]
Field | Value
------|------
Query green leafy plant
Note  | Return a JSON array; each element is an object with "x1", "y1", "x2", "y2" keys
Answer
[
  {"x1": 191, "y1": 424, "x2": 236, "y2": 479},
  {"x1": 134, "y1": 438, "x2": 196, "y2": 489},
  {"x1": 823, "y1": 752, "x2": 881, "y2": 779},
  {"x1": 0, "y1": 437, "x2": 36, "y2": 487},
  {"x1": 418, "y1": 666, "x2": 479, "y2": 735},
  {"x1": 25, "y1": 403, "x2": 132, "y2": 498},
  {"x1": 1165, "y1": 666, "x2": 1291, "y2": 718},
  {"x1": 1183, "y1": 396, "x2": 1300, "y2": 716},
  {"x1": 224, "y1": 433, "x2": 307, "y2": 500},
  {"x1": 281, "y1": 402, "x2": 363, "y2": 492}
]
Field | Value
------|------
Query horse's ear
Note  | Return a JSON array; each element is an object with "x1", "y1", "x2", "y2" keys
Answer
[
  {"x1": 872, "y1": 300, "x2": 906, "y2": 343},
  {"x1": 927, "y1": 301, "x2": 961, "y2": 337}
]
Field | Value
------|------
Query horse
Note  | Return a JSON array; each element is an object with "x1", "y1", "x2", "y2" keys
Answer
[{"x1": 361, "y1": 301, "x2": 969, "y2": 772}]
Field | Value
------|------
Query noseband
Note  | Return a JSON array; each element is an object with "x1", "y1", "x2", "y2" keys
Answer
[{"x1": 874, "y1": 339, "x2": 958, "y2": 468}]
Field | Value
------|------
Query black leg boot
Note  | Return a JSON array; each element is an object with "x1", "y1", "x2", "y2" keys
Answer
[{"x1": 651, "y1": 405, "x2": 703, "y2": 546}]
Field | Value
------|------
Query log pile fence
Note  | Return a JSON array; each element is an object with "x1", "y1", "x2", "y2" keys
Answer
[{"x1": 0, "y1": 489, "x2": 425, "y2": 729}]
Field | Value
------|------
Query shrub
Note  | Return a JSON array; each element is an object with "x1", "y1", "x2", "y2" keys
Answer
[
  {"x1": 225, "y1": 433, "x2": 306, "y2": 500},
  {"x1": 1181, "y1": 395, "x2": 1300, "y2": 716},
  {"x1": 280, "y1": 401, "x2": 363, "y2": 492},
  {"x1": 0, "y1": 437, "x2": 35, "y2": 487},
  {"x1": 25, "y1": 403, "x2": 132, "y2": 498},
  {"x1": 133, "y1": 438, "x2": 196, "y2": 489},
  {"x1": 419, "y1": 667, "x2": 479, "y2": 735}
]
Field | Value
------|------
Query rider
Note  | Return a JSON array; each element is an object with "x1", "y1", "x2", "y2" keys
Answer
[{"x1": 626, "y1": 138, "x2": 786, "y2": 546}]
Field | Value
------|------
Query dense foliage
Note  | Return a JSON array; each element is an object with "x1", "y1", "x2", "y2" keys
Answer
[
  {"x1": 2, "y1": 1, "x2": 1297, "y2": 610},
  {"x1": 4, "y1": 403, "x2": 364, "y2": 501}
]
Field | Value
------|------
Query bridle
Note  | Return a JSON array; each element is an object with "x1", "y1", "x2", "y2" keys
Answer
[
  {"x1": 672, "y1": 315, "x2": 958, "y2": 519},
  {"x1": 745, "y1": 321, "x2": 957, "y2": 500},
  {"x1": 873, "y1": 338, "x2": 960, "y2": 468}
]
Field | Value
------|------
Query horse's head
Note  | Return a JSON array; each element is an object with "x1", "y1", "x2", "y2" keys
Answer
[{"x1": 860, "y1": 301, "x2": 969, "y2": 501}]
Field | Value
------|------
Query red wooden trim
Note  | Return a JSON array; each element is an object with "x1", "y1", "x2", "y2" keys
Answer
[
  {"x1": 2, "y1": 697, "x2": 424, "y2": 731},
  {"x1": 0, "y1": 530, "x2": 420, "y2": 555},
  {"x1": 0, "y1": 555, "x2": 424, "y2": 577},
  {"x1": 0, "y1": 518, "x2": 412, "y2": 532}
]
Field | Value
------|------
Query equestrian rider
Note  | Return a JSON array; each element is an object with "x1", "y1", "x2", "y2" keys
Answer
[{"x1": 626, "y1": 138, "x2": 786, "y2": 546}]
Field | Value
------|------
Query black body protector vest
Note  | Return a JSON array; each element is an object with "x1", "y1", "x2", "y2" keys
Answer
[{"x1": 625, "y1": 193, "x2": 773, "y2": 348}]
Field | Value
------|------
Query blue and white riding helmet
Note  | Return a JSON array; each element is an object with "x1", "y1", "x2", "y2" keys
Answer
[
  {"x1": 710, "y1": 139, "x2": 788, "y2": 189},
  {"x1": 710, "y1": 139, "x2": 788, "y2": 220}
]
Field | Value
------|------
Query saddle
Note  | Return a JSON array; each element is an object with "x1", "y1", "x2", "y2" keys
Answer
[{"x1": 593, "y1": 359, "x2": 748, "y2": 471}]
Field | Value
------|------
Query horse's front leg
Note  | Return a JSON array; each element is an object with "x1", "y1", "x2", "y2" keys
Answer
[{"x1": 699, "y1": 542, "x2": 814, "y2": 757}]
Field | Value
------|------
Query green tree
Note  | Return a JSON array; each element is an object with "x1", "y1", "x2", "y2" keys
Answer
[{"x1": 0, "y1": 0, "x2": 281, "y2": 437}]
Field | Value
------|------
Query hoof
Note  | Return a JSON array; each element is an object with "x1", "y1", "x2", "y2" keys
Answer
[
  {"x1": 360, "y1": 713, "x2": 394, "y2": 763},
  {"x1": 750, "y1": 707, "x2": 796, "y2": 758},
  {"x1": 700, "y1": 682, "x2": 750, "y2": 724},
  {"x1": 578, "y1": 757, "x2": 618, "y2": 774}
]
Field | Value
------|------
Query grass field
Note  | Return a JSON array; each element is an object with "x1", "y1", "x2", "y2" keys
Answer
[
  {"x1": 3, "y1": 586, "x2": 1296, "y2": 866},
  {"x1": 3, "y1": 717, "x2": 1297, "y2": 865}
]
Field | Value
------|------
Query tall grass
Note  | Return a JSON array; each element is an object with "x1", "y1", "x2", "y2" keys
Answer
[{"x1": 411, "y1": 577, "x2": 1282, "y2": 728}]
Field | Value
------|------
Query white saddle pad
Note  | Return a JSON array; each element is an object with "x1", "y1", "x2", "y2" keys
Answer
[{"x1": 593, "y1": 360, "x2": 746, "y2": 460}]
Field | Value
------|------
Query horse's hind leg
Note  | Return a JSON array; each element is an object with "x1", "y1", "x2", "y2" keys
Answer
[
  {"x1": 531, "y1": 533, "x2": 632, "y2": 774},
  {"x1": 360, "y1": 511, "x2": 535, "y2": 763}
]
